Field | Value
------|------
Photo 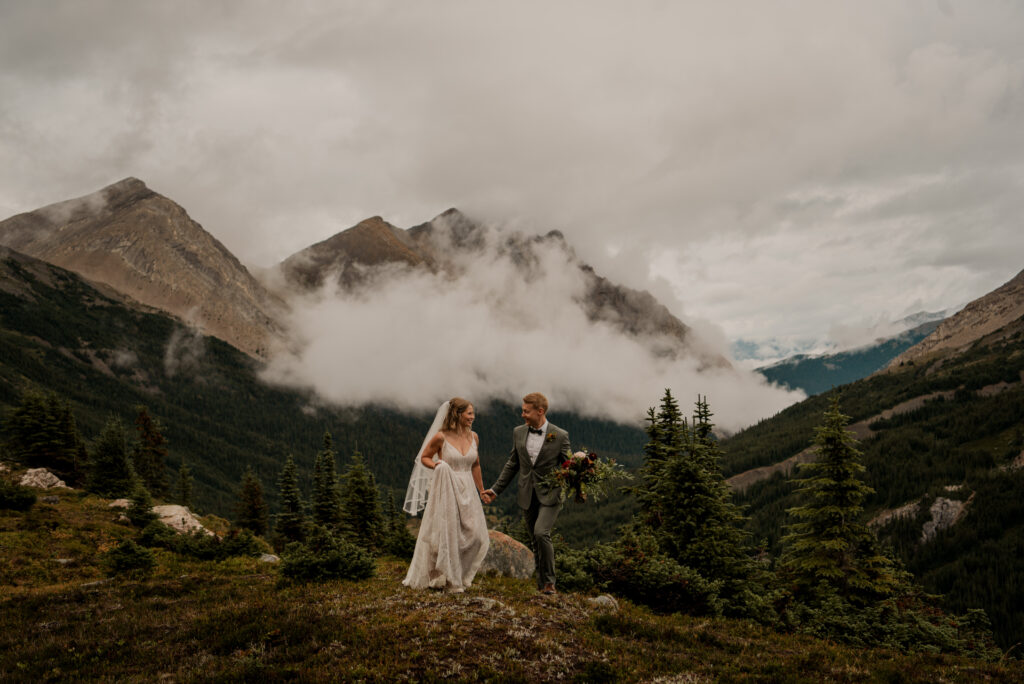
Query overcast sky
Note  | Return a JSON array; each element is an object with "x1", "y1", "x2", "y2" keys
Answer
[{"x1": 2, "y1": 0, "x2": 1023, "y2": 367}]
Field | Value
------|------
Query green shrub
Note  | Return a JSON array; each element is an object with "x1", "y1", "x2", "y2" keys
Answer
[
  {"x1": 103, "y1": 539, "x2": 156, "y2": 578},
  {"x1": 126, "y1": 480, "x2": 158, "y2": 527},
  {"x1": 138, "y1": 522, "x2": 262, "y2": 560},
  {"x1": 0, "y1": 478, "x2": 37, "y2": 511},
  {"x1": 279, "y1": 525, "x2": 376, "y2": 583},
  {"x1": 556, "y1": 528, "x2": 724, "y2": 615}
]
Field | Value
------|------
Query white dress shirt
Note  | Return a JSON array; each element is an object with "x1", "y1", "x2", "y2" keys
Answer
[{"x1": 526, "y1": 421, "x2": 548, "y2": 464}]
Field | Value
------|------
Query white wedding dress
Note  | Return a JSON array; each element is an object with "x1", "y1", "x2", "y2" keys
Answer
[{"x1": 403, "y1": 437, "x2": 490, "y2": 592}]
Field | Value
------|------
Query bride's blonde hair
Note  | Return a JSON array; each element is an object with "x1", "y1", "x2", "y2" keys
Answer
[{"x1": 442, "y1": 397, "x2": 473, "y2": 432}]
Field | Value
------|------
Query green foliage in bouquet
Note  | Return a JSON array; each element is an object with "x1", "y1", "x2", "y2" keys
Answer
[
  {"x1": 279, "y1": 524, "x2": 376, "y2": 583},
  {"x1": 102, "y1": 539, "x2": 156, "y2": 578},
  {"x1": 544, "y1": 448, "x2": 631, "y2": 504}
]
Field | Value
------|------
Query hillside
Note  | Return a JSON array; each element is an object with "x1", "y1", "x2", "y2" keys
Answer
[
  {"x1": 891, "y1": 268, "x2": 1024, "y2": 367},
  {"x1": 0, "y1": 246, "x2": 645, "y2": 529},
  {"x1": 2, "y1": 484, "x2": 1020, "y2": 682},
  {"x1": 757, "y1": 319, "x2": 941, "y2": 396},
  {"x1": 721, "y1": 312, "x2": 1024, "y2": 649}
]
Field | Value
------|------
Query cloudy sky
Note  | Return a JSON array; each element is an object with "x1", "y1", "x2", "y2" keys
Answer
[{"x1": 2, "y1": 1, "x2": 1023, "y2": 371}]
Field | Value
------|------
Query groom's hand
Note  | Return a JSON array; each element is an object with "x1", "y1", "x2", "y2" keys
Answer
[{"x1": 480, "y1": 489, "x2": 495, "y2": 504}]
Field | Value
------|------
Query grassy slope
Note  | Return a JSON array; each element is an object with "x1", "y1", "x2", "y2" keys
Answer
[{"x1": 2, "y1": 483, "x2": 1022, "y2": 683}]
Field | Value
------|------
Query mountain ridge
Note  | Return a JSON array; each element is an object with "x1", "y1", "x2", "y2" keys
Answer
[
  {"x1": 889, "y1": 267, "x2": 1024, "y2": 368},
  {"x1": 0, "y1": 178, "x2": 288, "y2": 358}
]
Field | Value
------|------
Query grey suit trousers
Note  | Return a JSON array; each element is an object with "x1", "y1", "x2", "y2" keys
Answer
[{"x1": 524, "y1": 490, "x2": 560, "y2": 588}]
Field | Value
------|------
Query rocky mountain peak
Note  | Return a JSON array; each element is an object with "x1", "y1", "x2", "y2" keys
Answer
[{"x1": 0, "y1": 179, "x2": 287, "y2": 358}]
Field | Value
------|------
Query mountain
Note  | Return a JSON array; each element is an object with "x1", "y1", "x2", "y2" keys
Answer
[
  {"x1": 757, "y1": 318, "x2": 943, "y2": 396},
  {"x1": 889, "y1": 268, "x2": 1024, "y2": 368},
  {"x1": 279, "y1": 215, "x2": 430, "y2": 290},
  {"x1": 280, "y1": 208, "x2": 728, "y2": 368},
  {"x1": 0, "y1": 178, "x2": 287, "y2": 358},
  {"x1": 720, "y1": 268, "x2": 1024, "y2": 649},
  {"x1": 0, "y1": 244, "x2": 645, "y2": 524}
]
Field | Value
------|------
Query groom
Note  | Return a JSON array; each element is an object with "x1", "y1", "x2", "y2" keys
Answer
[{"x1": 482, "y1": 392, "x2": 573, "y2": 594}]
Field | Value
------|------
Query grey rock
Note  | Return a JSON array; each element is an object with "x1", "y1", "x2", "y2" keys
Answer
[
  {"x1": 922, "y1": 496, "x2": 970, "y2": 542},
  {"x1": 19, "y1": 468, "x2": 67, "y2": 489},
  {"x1": 152, "y1": 504, "x2": 213, "y2": 535},
  {"x1": 464, "y1": 597, "x2": 511, "y2": 613},
  {"x1": 52, "y1": 558, "x2": 75, "y2": 566},
  {"x1": 82, "y1": 579, "x2": 113, "y2": 588},
  {"x1": 42, "y1": 496, "x2": 60, "y2": 505},
  {"x1": 259, "y1": 553, "x2": 280, "y2": 563},
  {"x1": 478, "y1": 530, "x2": 535, "y2": 580},
  {"x1": 587, "y1": 594, "x2": 619, "y2": 611},
  {"x1": 108, "y1": 499, "x2": 131, "y2": 509}
]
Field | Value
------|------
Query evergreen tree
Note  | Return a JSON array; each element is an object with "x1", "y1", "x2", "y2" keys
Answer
[
  {"x1": 175, "y1": 458, "x2": 194, "y2": 509},
  {"x1": 127, "y1": 478, "x2": 158, "y2": 527},
  {"x1": 631, "y1": 390, "x2": 763, "y2": 617},
  {"x1": 311, "y1": 431, "x2": 342, "y2": 528},
  {"x1": 274, "y1": 454, "x2": 308, "y2": 547},
  {"x1": 4, "y1": 389, "x2": 87, "y2": 485},
  {"x1": 780, "y1": 394, "x2": 903, "y2": 605},
  {"x1": 382, "y1": 493, "x2": 416, "y2": 559},
  {"x1": 339, "y1": 450, "x2": 384, "y2": 551},
  {"x1": 630, "y1": 390, "x2": 688, "y2": 531},
  {"x1": 131, "y1": 406, "x2": 169, "y2": 497},
  {"x1": 88, "y1": 415, "x2": 136, "y2": 498},
  {"x1": 234, "y1": 468, "x2": 269, "y2": 536}
]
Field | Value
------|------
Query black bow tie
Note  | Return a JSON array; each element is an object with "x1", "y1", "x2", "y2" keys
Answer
[{"x1": 528, "y1": 427, "x2": 543, "y2": 435}]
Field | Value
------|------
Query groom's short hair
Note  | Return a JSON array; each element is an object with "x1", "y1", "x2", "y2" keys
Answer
[{"x1": 522, "y1": 392, "x2": 548, "y2": 413}]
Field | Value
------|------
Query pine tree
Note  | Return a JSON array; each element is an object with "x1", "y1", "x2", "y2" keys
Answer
[
  {"x1": 4, "y1": 390, "x2": 87, "y2": 485},
  {"x1": 339, "y1": 450, "x2": 384, "y2": 551},
  {"x1": 175, "y1": 458, "x2": 194, "y2": 509},
  {"x1": 632, "y1": 390, "x2": 763, "y2": 617},
  {"x1": 631, "y1": 390, "x2": 688, "y2": 531},
  {"x1": 234, "y1": 468, "x2": 269, "y2": 536},
  {"x1": 382, "y1": 493, "x2": 416, "y2": 559},
  {"x1": 780, "y1": 394, "x2": 902, "y2": 606},
  {"x1": 131, "y1": 406, "x2": 169, "y2": 497},
  {"x1": 274, "y1": 454, "x2": 307, "y2": 547},
  {"x1": 88, "y1": 415, "x2": 136, "y2": 498},
  {"x1": 311, "y1": 431, "x2": 342, "y2": 528},
  {"x1": 127, "y1": 478, "x2": 158, "y2": 527}
]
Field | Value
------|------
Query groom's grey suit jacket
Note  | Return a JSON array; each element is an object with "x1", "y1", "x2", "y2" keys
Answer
[{"x1": 492, "y1": 422, "x2": 573, "y2": 508}]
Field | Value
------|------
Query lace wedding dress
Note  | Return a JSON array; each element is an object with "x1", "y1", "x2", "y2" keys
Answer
[{"x1": 403, "y1": 437, "x2": 490, "y2": 592}]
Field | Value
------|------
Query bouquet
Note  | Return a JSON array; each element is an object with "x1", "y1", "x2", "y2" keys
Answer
[{"x1": 545, "y1": 449, "x2": 631, "y2": 503}]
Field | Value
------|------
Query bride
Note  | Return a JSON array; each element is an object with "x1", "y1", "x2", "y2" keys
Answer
[{"x1": 402, "y1": 397, "x2": 490, "y2": 592}]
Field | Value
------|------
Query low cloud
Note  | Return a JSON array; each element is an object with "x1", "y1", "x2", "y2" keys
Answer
[
  {"x1": 164, "y1": 325, "x2": 206, "y2": 379},
  {"x1": 262, "y1": 229, "x2": 803, "y2": 433}
]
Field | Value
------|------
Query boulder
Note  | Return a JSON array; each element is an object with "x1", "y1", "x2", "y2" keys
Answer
[
  {"x1": 587, "y1": 594, "x2": 619, "y2": 611},
  {"x1": 259, "y1": 553, "x2": 280, "y2": 564},
  {"x1": 19, "y1": 468, "x2": 67, "y2": 489},
  {"x1": 152, "y1": 504, "x2": 213, "y2": 536},
  {"x1": 479, "y1": 530, "x2": 535, "y2": 580},
  {"x1": 108, "y1": 499, "x2": 131, "y2": 509},
  {"x1": 922, "y1": 496, "x2": 969, "y2": 542}
]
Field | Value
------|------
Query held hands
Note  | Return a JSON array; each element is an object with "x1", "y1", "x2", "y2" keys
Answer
[{"x1": 480, "y1": 489, "x2": 496, "y2": 504}]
